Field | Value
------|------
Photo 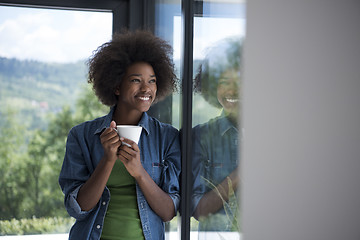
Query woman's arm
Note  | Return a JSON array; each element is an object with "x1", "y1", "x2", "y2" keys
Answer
[
  {"x1": 193, "y1": 167, "x2": 240, "y2": 220},
  {"x1": 118, "y1": 138, "x2": 175, "y2": 222},
  {"x1": 76, "y1": 121, "x2": 120, "y2": 211}
]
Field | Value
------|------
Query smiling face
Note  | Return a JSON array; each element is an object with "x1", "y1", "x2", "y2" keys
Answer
[
  {"x1": 115, "y1": 62, "x2": 157, "y2": 115},
  {"x1": 217, "y1": 68, "x2": 241, "y2": 118}
]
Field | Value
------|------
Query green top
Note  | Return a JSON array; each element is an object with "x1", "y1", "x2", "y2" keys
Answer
[{"x1": 100, "y1": 160, "x2": 144, "y2": 240}]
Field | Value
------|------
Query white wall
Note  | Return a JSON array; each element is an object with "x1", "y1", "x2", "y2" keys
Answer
[{"x1": 242, "y1": 1, "x2": 360, "y2": 240}]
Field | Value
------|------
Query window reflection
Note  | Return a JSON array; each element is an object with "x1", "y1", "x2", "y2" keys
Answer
[
  {"x1": 192, "y1": 37, "x2": 242, "y2": 239},
  {"x1": 190, "y1": 1, "x2": 245, "y2": 239}
]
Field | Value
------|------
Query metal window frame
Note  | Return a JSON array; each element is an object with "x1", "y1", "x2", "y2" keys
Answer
[{"x1": 180, "y1": 0, "x2": 194, "y2": 239}]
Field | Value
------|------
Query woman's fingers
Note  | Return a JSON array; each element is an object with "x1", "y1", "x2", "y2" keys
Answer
[
  {"x1": 100, "y1": 127, "x2": 121, "y2": 160},
  {"x1": 118, "y1": 146, "x2": 136, "y2": 160},
  {"x1": 120, "y1": 137, "x2": 140, "y2": 151},
  {"x1": 110, "y1": 120, "x2": 116, "y2": 129}
]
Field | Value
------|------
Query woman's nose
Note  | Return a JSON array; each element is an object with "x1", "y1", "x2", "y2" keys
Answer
[
  {"x1": 225, "y1": 81, "x2": 239, "y2": 93},
  {"x1": 140, "y1": 82, "x2": 150, "y2": 91}
]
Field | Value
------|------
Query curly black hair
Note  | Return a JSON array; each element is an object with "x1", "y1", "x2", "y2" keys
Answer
[
  {"x1": 87, "y1": 29, "x2": 177, "y2": 106},
  {"x1": 195, "y1": 37, "x2": 243, "y2": 108}
]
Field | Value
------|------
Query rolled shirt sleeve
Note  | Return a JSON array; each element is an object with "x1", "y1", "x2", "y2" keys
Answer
[
  {"x1": 59, "y1": 126, "x2": 100, "y2": 220},
  {"x1": 159, "y1": 128, "x2": 181, "y2": 215}
]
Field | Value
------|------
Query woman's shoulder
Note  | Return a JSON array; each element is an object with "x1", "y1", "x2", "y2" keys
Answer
[
  {"x1": 147, "y1": 115, "x2": 179, "y2": 135},
  {"x1": 193, "y1": 115, "x2": 224, "y2": 131}
]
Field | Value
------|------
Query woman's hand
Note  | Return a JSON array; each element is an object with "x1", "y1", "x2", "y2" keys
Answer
[
  {"x1": 117, "y1": 138, "x2": 146, "y2": 178},
  {"x1": 100, "y1": 121, "x2": 121, "y2": 163},
  {"x1": 77, "y1": 120, "x2": 120, "y2": 211},
  {"x1": 118, "y1": 138, "x2": 176, "y2": 222},
  {"x1": 194, "y1": 166, "x2": 240, "y2": 220}
]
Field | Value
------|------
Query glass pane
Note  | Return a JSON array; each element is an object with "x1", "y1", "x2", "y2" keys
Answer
[
  {"x1": 154, "y1": 1, "x2": 182, "y2": 239},
  {"x1": 0, "y1": 6, "x2": 112, "y2": 236},
  {"x1": 191, "y1": 1, "x2": 245, "y2": 239}
]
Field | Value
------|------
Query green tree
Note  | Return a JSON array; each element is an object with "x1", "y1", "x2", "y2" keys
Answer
[
  {"x1": 24, "y1": 130, "x2": 52, "y2": 217},
  {"x1": 0, "y1": 84, "x2": 108, "y2": 220},
  {"x1": 74, "y1": 84, "x2": 109, "y2": 122},
  {"x1": 0, "y1": 108, "x2": 28, "y2": 220}
]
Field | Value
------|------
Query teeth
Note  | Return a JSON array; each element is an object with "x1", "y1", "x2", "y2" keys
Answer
[
  {"x1": 139, "y1": 96, "x2": 150, "y2": 101},
  {"x1": 226, "y1": 98, "x2": 239, "y2": 103}
]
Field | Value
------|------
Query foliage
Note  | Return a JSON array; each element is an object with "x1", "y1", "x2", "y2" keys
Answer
[
  {"x1": 0, "y1": 57, "x2": 88, "y2": 130},
  {"x1": 200, "y1": 176, "x2": 241, "y2": 232},
  {"x1": 0, "y1": 108, "x2": 28, "y2": 219},
  {"x1": 0, "y1": 66, "x2": 108, "y2": 221},
  {"x1": 74, "y1": 84, "x2": 109, "y2": 121},
  {"x1": 0, "y1": 217, "x2": 74, "y2": 235}
]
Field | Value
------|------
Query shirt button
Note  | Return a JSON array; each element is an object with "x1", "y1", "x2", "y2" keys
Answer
[
  {"x1": 102, "y1": 201, "x2": 106, "y2": 205},
  {"x1": 96, "y1": 225, "x2": 101, "y2": 229}
]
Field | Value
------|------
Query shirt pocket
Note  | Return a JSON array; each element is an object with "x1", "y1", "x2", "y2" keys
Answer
[
  {"x1": 203, "y1": 159, "x2": 226, "y2": 186},
  {"x1": 151, "y1": 160, "x2": 166, "y2": 185}
]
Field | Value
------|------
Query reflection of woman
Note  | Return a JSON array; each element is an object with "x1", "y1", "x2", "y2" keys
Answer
[
  {"x1": 59, "y1": 30, "x2": 181, "y2": 240},
  {"x1": 192, "y1": 37, "x2": 242, "y2": 231}
]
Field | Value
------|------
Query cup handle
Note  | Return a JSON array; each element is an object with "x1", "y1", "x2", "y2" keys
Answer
[{"x1": 113, "y1": 128, "x2": 131, "y2": 147}]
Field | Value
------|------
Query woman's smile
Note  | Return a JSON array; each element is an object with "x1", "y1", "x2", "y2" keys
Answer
[
  {"x1": 225, "y1": 97, "x2": 239, "y2": 103},
  {"x1": 137, "y1": 95, "x2": 152, "y2": 102}
]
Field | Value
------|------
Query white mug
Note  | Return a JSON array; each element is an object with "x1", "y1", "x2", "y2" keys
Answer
[{"x1": 115, "y1": 125, "x2": 142, "y2": 147}]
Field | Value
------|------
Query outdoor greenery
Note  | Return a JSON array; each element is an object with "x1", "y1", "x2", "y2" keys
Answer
[
  {"x1": 0, "y1": 85, "x2": 108, "y2": 217},
  {"x1": 0, "y1": 217, "x2": 74, "y2": 235},
  {"x1": 0, "y1": 57, "x2": 88, "y2": 130},
  {"x1": 0, "y1": 57, "x2": 108, "y2": 234},
  {"x1": 0, "y1": 85, "x2": 108, "y2": 234}
]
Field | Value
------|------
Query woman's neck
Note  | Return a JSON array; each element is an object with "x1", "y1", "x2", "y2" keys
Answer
[
  {"x1": 224, "y1": 111, "x2": 239, "y2": 127},
  {"x1": 113, "y1": 105, "x2": 143, "y2": 125}
]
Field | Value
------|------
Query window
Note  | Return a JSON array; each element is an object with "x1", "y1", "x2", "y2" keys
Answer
[
  {"x1": 155, "y1": 1, "x2": 245, "y2": 239},
  {"x1": 0, "y1": 0, "x2": 245, "y2": 238},
  {"x1": 0, "y1": 5, "x2": 112, "y2": 236},
  {"x1": 190, "y1": 1, "x2": 245, "y2": 239}
]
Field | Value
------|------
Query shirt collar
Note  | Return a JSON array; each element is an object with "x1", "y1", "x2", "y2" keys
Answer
[
  {"x1": 138, "y1": 112, "x2": 150, "y2": 136},
  {"x1": 94, "y1": 106, "x2": 150, "y2": 136},
  {"x1": 219, "y1": 110, "x2": 238, "y2": 136},
  {"x1": 94, "y1": 107, "x2": 115, "y2": 135}
]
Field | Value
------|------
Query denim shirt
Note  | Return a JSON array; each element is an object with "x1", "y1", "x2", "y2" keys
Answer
[
  {"x1": 58, "y1": 107, "x2": 181, "y2": 240},
  {"x1": 191, "y1": 113, "x2": 239, "y2": 231}
]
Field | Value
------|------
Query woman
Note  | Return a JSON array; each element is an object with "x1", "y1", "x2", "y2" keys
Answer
[
  {"x1": 192, "y1": 37, "x2": 242, "y2": 232},
  {"x1": 59, "y1": 30, "x2": 181, "y2": 240}
]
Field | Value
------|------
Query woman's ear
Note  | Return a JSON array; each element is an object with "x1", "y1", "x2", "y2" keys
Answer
[{"x1": 114, "y1": 87, "x2": 120, "y2": 95}]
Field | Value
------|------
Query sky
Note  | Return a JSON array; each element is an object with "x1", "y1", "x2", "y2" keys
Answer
[
  {"x1": 173, "y1": 16, "x2": 246, "y2": 60},
  {"x1": 0, "y1": 5, "x2": 246, "y2": 63},
  {"x1": 0, "y1": 6, "x2": 113, "y2": 63}
]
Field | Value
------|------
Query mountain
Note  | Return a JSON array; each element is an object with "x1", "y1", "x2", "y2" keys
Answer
[{"x1": 0, "y1": 57, "x2": 88, "y2": 129}]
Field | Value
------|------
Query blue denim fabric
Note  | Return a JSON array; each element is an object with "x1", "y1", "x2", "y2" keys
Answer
[
  {"x1": 192, "y1": 113, "x2": 239, "y2": 231},
  {"x1": 58, "y1": 107, "x2": 181, "y2": 240}
]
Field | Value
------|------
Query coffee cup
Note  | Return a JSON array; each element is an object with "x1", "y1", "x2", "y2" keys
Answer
[{"x1": 115, "y1": 125, "x2": 142, "y2": 147}]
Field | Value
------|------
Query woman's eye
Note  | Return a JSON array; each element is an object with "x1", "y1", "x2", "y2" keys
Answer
[
  {"x1": 131, "y1": 79, "x2": 141, "y2": 83},
  {"x1": 149, "y1": 79, "x2": 156, "y2": 83}
]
